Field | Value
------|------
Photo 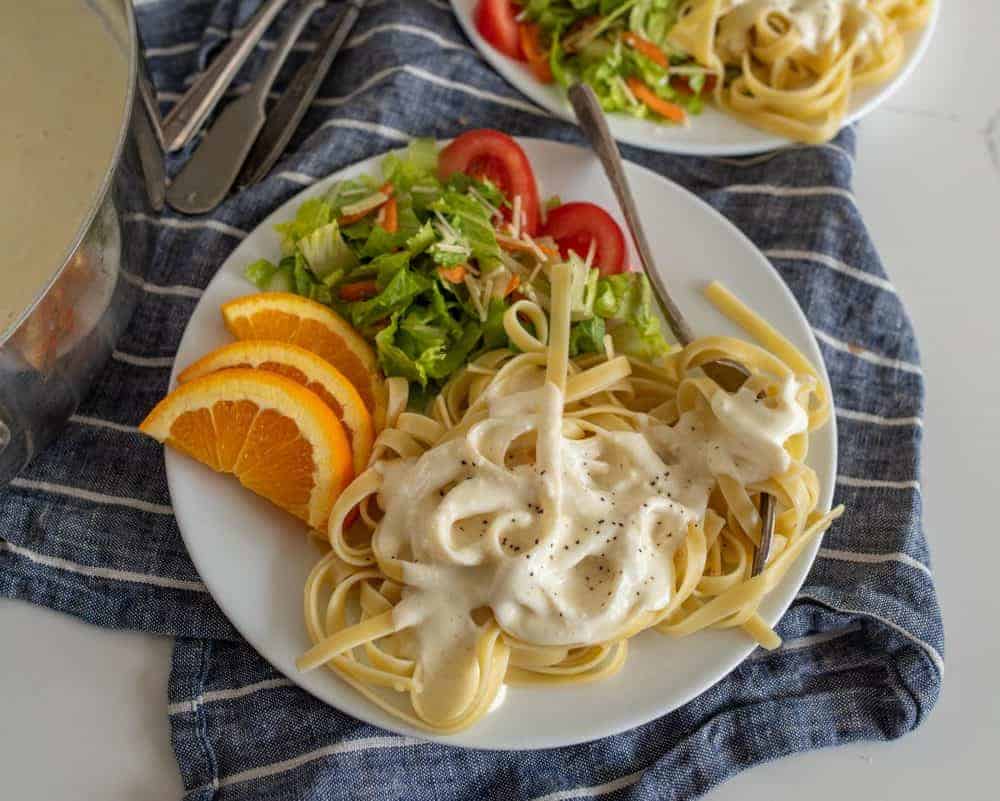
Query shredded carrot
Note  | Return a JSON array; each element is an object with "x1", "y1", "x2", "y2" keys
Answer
[
  {"x1": 621, "y1": 32, "x2": 668, "y2": 68},
  {"x1": 380, "y1": 182, "x2": 395, "y2": 197},
  {"x1": 381, "y1": 197, "x2": 398, "y2": 233},
  {"x1": 503, "y1": 274, "x2": 521, "y2": 297},
  {"x1": 626, "y1": 76, "x2": 686, "y2": 123},
  {"x1": 338, "y1": 280, "x2": 379, "y2": 302},
  {"x1": 518, "y1": 23, "x2": 553, "y2": 83},
  {"x1": 670, "y1": 73, "x2": 718, "y2": 97},
  {"x1": 497, "y1": 235, "x2": 558, "y2": 259},
  {"x1": 437, "y1": 264, "x2": 468, "y2": 283}
]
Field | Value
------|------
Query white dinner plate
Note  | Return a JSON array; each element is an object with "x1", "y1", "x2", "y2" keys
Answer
[
  {"x1": 451, "y1": 0, "x2": 939, "y2": 156},
  {"x1": 166, "y1": 138, "x2": 838, "y2": 749}
]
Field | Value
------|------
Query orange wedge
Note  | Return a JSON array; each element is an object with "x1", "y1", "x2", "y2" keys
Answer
[
  {"x1": 140, "y1": 368, "x2": 352, "y2": 528},
  {"x1": 177, "y1": 340, "x2": 374, "y2": 475},
  {"x1": 220, "y1": 293, "x2": 387, "y2": 430}
]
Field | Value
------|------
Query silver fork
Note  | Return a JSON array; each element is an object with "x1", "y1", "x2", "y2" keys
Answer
[{"x1": 568, "y1": 83, "x2": 776, "y2": 576}]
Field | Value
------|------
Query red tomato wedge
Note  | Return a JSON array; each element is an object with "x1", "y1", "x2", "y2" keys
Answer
[
  {"x1": 439, "y1": 129, "x2": 542, "y2": 236},
  {"x1": 542, "y1": 202, "x2": 627, "y2": 275},
  {"x1": 474, "y1": 0, "x2": 523, "y2": 61}
]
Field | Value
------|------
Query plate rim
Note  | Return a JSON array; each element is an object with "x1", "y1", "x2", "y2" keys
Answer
[
  {"x1": 449, "y1": 0, "x2": 940, "y2": 156},
  {"x1": 166, "y1": 137, "x2": 838, "y2": 750}
]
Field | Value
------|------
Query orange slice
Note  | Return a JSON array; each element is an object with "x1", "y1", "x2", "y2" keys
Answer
[
  {"x1": 177, "y1": 340, "x2": 374, "y2": 475},
  {"x1": 221, "y1": 293, "x2": 387, "y2": 430},
  {"x1": 140, "y1": 368, "x2": 352, "y2": 528}
]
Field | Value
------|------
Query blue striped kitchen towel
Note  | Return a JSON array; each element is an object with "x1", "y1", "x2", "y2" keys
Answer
[{"x1": 0, "y1": 1, "x2": 943, "y2": 799}]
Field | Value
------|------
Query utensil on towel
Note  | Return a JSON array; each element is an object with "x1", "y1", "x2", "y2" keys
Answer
[
  {"x1": 568, "y1": 82, "x2": 777, "y2": 576},
  {"x1": 166, "y1": 0, "x2": 323, "y2": 214}
]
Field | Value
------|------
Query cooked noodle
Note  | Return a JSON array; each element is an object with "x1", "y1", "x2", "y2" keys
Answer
[
  {"x1": 669, "y1": 0, "x2": 932, "y2": 142},
  {"x1": 297, "y1": 273, "x2": 842, "y2": 733}
]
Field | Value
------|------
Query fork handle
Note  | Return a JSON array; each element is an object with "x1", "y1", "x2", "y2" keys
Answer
[{"x1": 567, "y1": 83, "x2": 695, "y2": 346}]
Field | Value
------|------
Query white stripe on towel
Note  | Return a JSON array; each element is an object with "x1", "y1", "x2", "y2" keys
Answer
[
  {"x1": 346, "y1": 23, "x2": 471, "y2": 52},
  {"x1": 837, "y1": 475, "x2": 922, "y2": 492},
  {"x1": 274, "y1": 171, "x2": 319, "y2": 186},
  {"x1": 812, "y1": 328, "x2": 923, "y2": 375},
  {"x1": 315, "y1": 117, "x2": 414, "y2": 142},
  {"x1": 531, "y1": 770, "x2": 645, "y2": 801},
  {"x1": 215, "y1": 736, "x2": 423, "y2": 789},
  {"x1": 0, "y1": 540, "x2": 203, "y2": 591},
  {"x1": 818, "y1": 548, "x2": 932, "y2": 578},
  {"x1": 8, "y1": 478, "x2": 175, "y2": 515},
  {"x1": 796, "y1": 592, "x2": 944, "y2": 675},
  {"x1": 167, "y1": 678, "x2": 295, "y2": 715},
  {"x1": 112, "y1": 350, "x2": 175, "y2": 369},
  {"x1": 749, "y1": 623, "x2": 863, "y2": 660},
  {"x1": 122, "y1": 271, "x2": 203, "y2": 299},
  {"x1": 725, "y1": 184, "x2": 856, "y2": 205},
  {"x1": 69, "y1": 415, "x2": 139, "y2": 435},
  {"x1": 123, "y1": 212, "x2": 247, "y2": 239},
  {"x1": 765, "y1": 249, "x2": 895, "y2": 293},
  {"x1": 311, "y1": 65, "x2": 548, "y2": 117},
  {"x1": 836, "y1": 407, "x2": 923, "y2": 428}
]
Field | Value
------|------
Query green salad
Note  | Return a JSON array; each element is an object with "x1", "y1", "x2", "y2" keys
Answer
[
  {"x1": 519, "y1": 0, "x2": 715, "y2": 120},
  {"x1": 244, "y1": 139, "x2": 669, "y2": 400}
]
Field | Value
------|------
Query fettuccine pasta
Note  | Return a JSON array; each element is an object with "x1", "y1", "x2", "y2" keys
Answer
[
  {"x1": 669, "y1": 0, "x2": 932, "y2": 142},
  {"x1": 297, "y1": 271, "x2": 843, "y2": 733}
]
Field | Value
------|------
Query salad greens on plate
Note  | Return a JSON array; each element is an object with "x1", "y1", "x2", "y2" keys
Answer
[{"x1": 244, "y1": 134, "x2": 670, "y2": 399}]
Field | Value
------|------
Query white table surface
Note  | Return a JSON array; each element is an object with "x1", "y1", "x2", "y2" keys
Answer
[{"x1": 2, "y1": 2, "x2": 998, "y2": 799}]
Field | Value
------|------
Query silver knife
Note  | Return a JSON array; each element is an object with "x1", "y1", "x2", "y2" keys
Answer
[
  {"x1": 237, "y1": 0, "x2": 366, "y2": 188},
  {"x1": 166, "y1": 0, "x2": 324, "y2": 215},
  {"x1": 160, "y1": 0, "x2": 293, "y2": 153}
]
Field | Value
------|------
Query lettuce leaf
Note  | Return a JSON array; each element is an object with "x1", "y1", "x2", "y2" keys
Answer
[
  {"x1": 298, "y1": 220, "x2": 358, "y2": 279},
  {"x1": 569, "y1": 316, "x2": 607, "y2": 356},
  {"x1": 482, "y1": 298, "x2": 509, "y2": 349},
  {"x1": 406, "y1": 221, "x2": 438, "y2": 256},
  {"x1": 350, "y1": 266, "x2": 431, "y2": 329},
  {"x1": 594, "y1": 272, "x2": 672, "y2": 360},
  {"x1": 430, "y1": 189, "x2": 502, "y2": 272},
  {"x1": 358, "y1": 203, "x2": 422, "y2": 258},
  {"x1": 274, "y1": 198, "x2": 332, "y2": 256},
  {"x1": 375, "y1": 314, "x2": 429, "y2": 385}
]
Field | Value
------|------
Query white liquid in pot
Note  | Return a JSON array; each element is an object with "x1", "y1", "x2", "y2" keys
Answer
[{"x1": 0, "y1": 0, "x2": 129, "y2": 338}]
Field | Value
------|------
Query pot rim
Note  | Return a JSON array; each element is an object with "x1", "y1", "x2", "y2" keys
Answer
[{"x1": 0, "y1": 0, "x2": 140, "y2": 345}]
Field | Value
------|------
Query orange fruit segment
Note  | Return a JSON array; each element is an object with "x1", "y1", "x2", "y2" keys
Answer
[
  {"x1": 220, "y1": 293, "x2": 387, "y2": 430},
  {"x1": 140, "y1": 368, "x2": 352, "y2": 528},
  {"x1": 177, "y1": 340, "x2": 374, "y2": 475}
]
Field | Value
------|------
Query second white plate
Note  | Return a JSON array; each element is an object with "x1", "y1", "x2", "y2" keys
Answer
[
  {"x1": 451, "y1": 0, "x2": 939, "y2": 156},
  {"x1": 165, "y1": 138, "x2": 837, "y2": 749}
]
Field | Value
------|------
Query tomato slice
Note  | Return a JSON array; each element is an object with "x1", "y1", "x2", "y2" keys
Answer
[
  {"x1": 474, "y1": 0, "x2": 523, "y2": 61},
  {"x1": 439, "y1": 129, "x2": 542, "y2": 236},
  {"x1": 541, "y1": 202, "x2": 626, "y2": 275}
]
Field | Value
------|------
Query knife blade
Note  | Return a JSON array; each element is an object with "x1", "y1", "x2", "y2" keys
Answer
[
  {"x1": 166, "y1": 0, "x2": 324, "y2": 214},
  {"x1": 160, "y1": 0, "x2": 292, "y2": 153},
  {"x1": 236, "y1": 0, "x2": 366, "y2": 188}
]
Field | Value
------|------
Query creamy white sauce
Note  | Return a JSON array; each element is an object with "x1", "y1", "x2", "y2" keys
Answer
[
  {"x1": 0, "y1": 0, "x2": 129, "y2": 338},
  {"x1": 373, "y1": 370, "x2": 807, "y2": 716},
  {"x1": 717, "y1": 0, "x2": 882, "y2": 56}
]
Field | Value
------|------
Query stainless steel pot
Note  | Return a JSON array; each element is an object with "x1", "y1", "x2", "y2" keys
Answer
[{"x1": 0, "y1": 0, "x2": 164, "y2": 486}]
